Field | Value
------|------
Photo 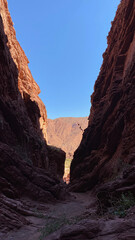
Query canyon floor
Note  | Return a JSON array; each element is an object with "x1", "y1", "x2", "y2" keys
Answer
[
  {"x1": 1, "y1": 175, "x2": 135, "y2": 240},
  {"x1": 0, "y1": 191, "x2": 97, "y2": 240},
  {"x1": 1, "y1": 188, "x2": 135, "y2": 240}
]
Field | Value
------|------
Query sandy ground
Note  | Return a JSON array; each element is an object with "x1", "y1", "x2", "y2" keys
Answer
[{"x1": 0, "y1": 192, "x2": 97, "y2": 240}]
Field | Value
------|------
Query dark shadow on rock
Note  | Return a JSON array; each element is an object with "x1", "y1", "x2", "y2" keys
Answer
[{"x1": 0, "y1": 13, "x2": 67, "y2": 233}]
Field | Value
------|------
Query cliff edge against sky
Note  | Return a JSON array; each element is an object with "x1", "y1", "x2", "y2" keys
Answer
[{"x1": 70, "y1": 0, "x2": 135, "y2": 192}]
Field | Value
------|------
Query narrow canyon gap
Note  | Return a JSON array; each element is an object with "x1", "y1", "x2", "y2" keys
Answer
[
  {"x1": 0, "y1": 0, "x2": 135, "y2": 239},
  {"x1": 47, "y1": 117, "x2": 88, "y2": 183}
]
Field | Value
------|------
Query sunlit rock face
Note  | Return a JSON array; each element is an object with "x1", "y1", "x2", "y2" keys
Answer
[
  {"x1": 70, "y1": 0, "x2": 135, "y2": 192},
  {"x1": 0, "y1": 0, "x2": 66, "y2": 232},
  {"x1": 47, "y1": 117, "x2": 88, "y2": 159},
  {"x1": 0, "y1": 0, "x2": 48, "y2": 140}
]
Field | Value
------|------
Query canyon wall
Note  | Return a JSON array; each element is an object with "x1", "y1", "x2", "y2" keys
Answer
[
  {"x1": 0, "y1": 0, "x2": 48, "y2": 140},
  {"x1": 0, "y1": 0, "x2": 65, "y2": 232},
  {"x1": 70, "y1": 0, "x2": 135, "y2": 191},
  {"x1": 0, "y1": 0, "x2": 65, "y2": 174},
  {"x1": 0, "y1": 0, "x2": 48, "y2": 169}
]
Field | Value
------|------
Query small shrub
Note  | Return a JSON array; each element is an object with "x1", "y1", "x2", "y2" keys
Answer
[
  {"x1": 112, "y1": 192, "x2": 135, "y2": 217},
  {"x1": 39, "y1": 215, "x2": 70, "y2": 239},
  {"x1": 39, "y1": 213, "x2": 91, "y2": 239},
  {"x1": 97, "y1": 191, "x2": 135, "y2": 218}
]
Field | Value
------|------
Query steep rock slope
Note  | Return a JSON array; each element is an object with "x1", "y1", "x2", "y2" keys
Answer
[
  {"x1": 0, "y1": 0, "x2": 47, "y2": 139},
  {"x1": 70, "y1": 0, "x2": 135, "y2": 191},
  {"x1": 0, "y1": 0, "x2": 48, "y2": 169},
  {"x1": 47, "y1": 117, "x2": 88, "y2": 159},
  {"x1": 0, "y1": 0, "x2": 65, "y2": 232}
]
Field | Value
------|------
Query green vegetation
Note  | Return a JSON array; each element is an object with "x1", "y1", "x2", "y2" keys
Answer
[
  {"x1": 98, "y1": 191, "x2": 135, "y2": 218},
  {"x1": 111, "y1": 192, "x2": 135, "y2": 217},
  {"x1": 39, "y1": 214, "x2": 69, "y2": 239},
  {"x1": 64, "y1": 158, "x2": 72, "y2": 169},
  {"x1": 39, "y1": 213, "x2": 90, "y2": 239}
]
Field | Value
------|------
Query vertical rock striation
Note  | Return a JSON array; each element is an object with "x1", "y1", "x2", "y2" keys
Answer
[{"x1": 70, "y1": 0, "x2": 135, "y2": 191}]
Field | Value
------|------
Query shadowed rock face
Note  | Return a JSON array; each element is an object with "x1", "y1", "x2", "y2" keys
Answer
[
  {"x1": 47, "y1": 145, "x2": 66, "y2": 179},
  {"x1": 0, "y1": 0, "x2": 48, "y2": 169},
  {"x1": 70, "y1": 0, "x2": 135, "y2": 192},
  {"x1": 0, "y1": 0, "x2": 65, "y2": 174},
  {"x1": 0, "y1": 0, "x2": 66, "y2": 232}
]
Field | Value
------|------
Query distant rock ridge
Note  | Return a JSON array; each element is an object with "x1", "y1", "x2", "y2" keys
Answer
[
  {"x1": 47, "y1": 117, "x2": 88, "y2": 159},
  {"x1": 70, "y1": 0, "x2": 135, "y2": 191}
]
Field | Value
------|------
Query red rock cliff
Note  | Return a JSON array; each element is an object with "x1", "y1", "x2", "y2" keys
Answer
[
  {"x1": 0, "y1": 0, "x2": 65, "y2": 174},
  {"x1": 70, "y1": 0, "x2": 135, "y2": 191},
  {"x1": 0, "y1": 0, "x2": 66, "y2": 232},
  {"x1": 0, "y1": 0, "x2": 47, "y2": 139}
]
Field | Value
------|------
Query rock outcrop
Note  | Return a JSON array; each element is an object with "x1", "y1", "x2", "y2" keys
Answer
[
  {"x1": 0, "y1": 0, "x2": 66, "y2": 232},
  {"x1": 47, "y1": 145, "x2": 66, "y2": 179},
  {"x1": 70, "y1": 0, "x2": 135, "y2": 191},
  {"x1": 0, "y1": 143, "x2": 66, "y2": 232}
]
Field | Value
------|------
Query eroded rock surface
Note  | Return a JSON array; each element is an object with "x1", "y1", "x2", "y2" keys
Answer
[
  {"x1": 0, "y1": 0, "x2": 66, "y2": 232},
  {"x1": 70, "y1": 0, "x2": 135, "y2": 192}
]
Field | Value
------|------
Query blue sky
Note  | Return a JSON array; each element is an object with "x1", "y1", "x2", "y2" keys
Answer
[{"x1": 8, "y1": 0, "x2": 120, "y2": 119}]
